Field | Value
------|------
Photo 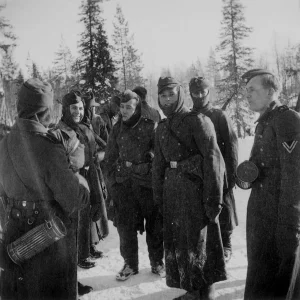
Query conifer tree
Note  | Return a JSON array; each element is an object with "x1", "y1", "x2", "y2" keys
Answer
[
  {"x1": 53, "y1": 36, "x2": 74, "y2": 80},
  {"x1": 78, "y1": 0, "x2": 117, "y2": 101},
  {"x1": 0, "y1": 4, "x2": 16, "y2": 55},
  {"x1": 32, "y1": 62, "x2": 42, "y2": 80},
  {"x1": 112, "y1": 5, "x2": 145, "y2": 91},
  {"x1": 216, "y1": 0, "x2": 254, "y2": 137}
]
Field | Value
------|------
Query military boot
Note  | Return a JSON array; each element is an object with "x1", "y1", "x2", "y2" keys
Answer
[
  {"x1": 90, "y1": 245, "x2": 104, "y2": 259},
  {"x1": 78, "y1": 257, "x2": 96, "y2": 269}
]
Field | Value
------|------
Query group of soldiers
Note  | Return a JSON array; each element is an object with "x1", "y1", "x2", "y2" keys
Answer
[{"x1": 0, "y1": 68, "x2": 300, "y2": 300}]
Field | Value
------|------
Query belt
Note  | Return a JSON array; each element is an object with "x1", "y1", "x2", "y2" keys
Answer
[
  {"x1": 7, "y1": 198, "x2": 43, "y2": 225},
  {"x1": 8, "y1": 198, "x2": 42, "y2": 210}
]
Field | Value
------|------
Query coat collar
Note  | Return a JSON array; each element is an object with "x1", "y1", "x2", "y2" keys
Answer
[
  {"x1": 255, "y1": 100, "x2": 281, "y2": 123},
  {"x1": 15, "y1": 117, "x2": 48, "y2": 133}
]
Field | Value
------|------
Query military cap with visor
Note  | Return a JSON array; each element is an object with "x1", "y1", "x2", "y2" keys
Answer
[
  {"x1": 157, "y1": 77, "x2": 180, "y2": 94},
  {"x1": 62, "y1": 90, "x2": 84, "y2": 108},
  {"x1": 241, "y1": 69, "x2": 274, "y2": 85}
]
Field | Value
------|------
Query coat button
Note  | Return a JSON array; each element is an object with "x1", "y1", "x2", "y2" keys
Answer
[
  {"x1": 260, "y1": 184, "x2": 263, "y2": 188},
  {"x1": 261, "y1": 162, "x2": 264, "y2": 166},
  {"x1": 260, "y1": 148, "x2": 263, "y2": 152}
]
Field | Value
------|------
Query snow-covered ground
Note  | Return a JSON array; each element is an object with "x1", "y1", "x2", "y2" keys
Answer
[{"x1": 79, "y1": 137, "x2": 254, "y2": 300}]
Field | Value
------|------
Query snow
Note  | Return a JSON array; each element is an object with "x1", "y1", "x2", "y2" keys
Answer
[{"x1": 78, "y1": 137, "x2": 254, "y2": 300}]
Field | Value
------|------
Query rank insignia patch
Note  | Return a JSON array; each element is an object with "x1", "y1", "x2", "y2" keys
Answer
[{"x1": 282, "y1": 140, "x2": 298, "y2": 153}]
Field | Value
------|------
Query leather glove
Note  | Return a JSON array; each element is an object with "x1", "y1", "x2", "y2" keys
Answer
[
  {"x1": 90, "y1": 203, "x2": 102, "y2": 222},
  {"x1": 205, "y1": 204, "x2": 222, "y2": 223}
]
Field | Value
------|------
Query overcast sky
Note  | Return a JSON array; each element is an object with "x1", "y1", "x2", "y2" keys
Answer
[{"x1": 1, "y1": 0, "x2": 300, "y2": 77}]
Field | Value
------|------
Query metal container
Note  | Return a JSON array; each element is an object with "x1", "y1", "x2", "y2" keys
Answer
[
  {"x1": 7, "y1": 216, "x2": 66, "y2": 265},
  {"x1": 236, "y1": 160, "x2": 259, "y2": 190}
]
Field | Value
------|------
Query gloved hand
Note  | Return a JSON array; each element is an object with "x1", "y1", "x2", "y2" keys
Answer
[
  {"x1": 205, "y1": 204, "x2": 222, "y2": 223},
  {"x1": 90, "y1": 203, "x2": 102, "y2": 222}
]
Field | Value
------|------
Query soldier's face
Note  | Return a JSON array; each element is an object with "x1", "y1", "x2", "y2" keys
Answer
[
  {"x1": 159, "y1": 87, "x2": 178, "y2": 107},
  {"x1": 69, "y1": 101, "x2": 84, "y2": 123},
  {"x1": 246, "y1": 76, "x2": 272, "y2": 115},
  {"x1": 120, "y1": 99, "x2": 137, "y2": 121}
]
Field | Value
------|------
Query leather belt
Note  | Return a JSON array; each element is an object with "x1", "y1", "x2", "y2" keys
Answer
[{"x1": 8, "y1": 198, "x2": 41, "y2": 210}]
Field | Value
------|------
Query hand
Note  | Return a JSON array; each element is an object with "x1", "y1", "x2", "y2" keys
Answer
[
  {"x1": 90, "y1": 203, "x2": 102, "y2": 222},
  {"x1": 75, "y1": 173, "x2": 90, "y2": 193}
]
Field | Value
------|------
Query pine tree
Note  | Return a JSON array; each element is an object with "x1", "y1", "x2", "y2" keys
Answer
[
  {"x1": 1, "y1": 48, "x2": 18, "y2": 80},
  {"x1": 78, "y1": 0, "x2": 117, "y2": 102},
  {"x1": 53, "y1": 36, "x2": 74, "y2": 80},
  {"x1": 25, "y1": 52, "x2": 33, "y2": 79},
  {"x1": 32, "y1": 62, "x2": 42, "y2": 80},
  {"x1": 14, "y1": 69, "x2": 24, "y2": 93},
  {"x1": 112, "y1": 5, "x2": 145, "y2": 91},
  {"x1": 216, "y1": 0, "x2": 254, "y2": 137},
  {"x1": 0, "y1": 4, "x2": 16, "y2": 55},
  {"x1": 206, "y1": 48, "x2": 220, "y2": 87}
]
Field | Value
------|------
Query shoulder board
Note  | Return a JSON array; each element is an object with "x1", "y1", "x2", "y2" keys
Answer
[{"x1": 35, "y1": 132, "x2": 61, "y2": 144}]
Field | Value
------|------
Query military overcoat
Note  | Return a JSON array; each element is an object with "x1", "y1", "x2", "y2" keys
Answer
[
  {"x1": 0, "y1": 118, "x2": 89, "y2": 300},
  {"x1": 194, "y1": 103, "x2": 238, "y2": 229},
  {"x1": 152, "y1": 110, "x2": 227, "y2": 292},
  {"x1": 244, "y1": 101, "x2": 300, "y2": 300}
]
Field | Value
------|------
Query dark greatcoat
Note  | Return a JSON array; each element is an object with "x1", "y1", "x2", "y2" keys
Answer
[
  {"x1": 244, "y1": 101, "x2": 300, "y2": 300},
  {"x1": 152, "y1": 110, "x2": 227, "y2": 292},
  {"x1": 103, "y1": 116, "x2": 164, "y2": 268},
  {"x1": 0, "y1": 118, "x2": 89, "y2": 300},
  {"x1": 141, "y1": 101, "x2": 161, "y2": 123},
  {"x1": 193, "y1": 103, "x2": 238, "y2": 231}
]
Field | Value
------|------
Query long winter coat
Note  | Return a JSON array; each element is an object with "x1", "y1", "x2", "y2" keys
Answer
[
  {"x1": 244, "y1": 101, "x2": 300, "y2": 300},
  {"x1": 103, "y1": 116, "x2": 156, "y2": 228},
  {"x1": 193, "y1": 103, "x2": 238, "y2": 230},
  {"x1": 0, "y1": 118, "x2": 89, "y2": 300},
  {"x1": 152, "y1": 110, "x2": 227, "y2": 292}
]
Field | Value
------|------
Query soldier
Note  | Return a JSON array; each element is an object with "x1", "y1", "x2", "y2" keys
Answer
[
  {"x1": 132, "y1": 86, "x2": 161, "y2": 123},
  {"x1": 152, "y1": 77, "x2": 227, "y2": 300},
  {"x1": 103, "y1": 90, "x2": 164, "y2": 281},
  {"x1": 81, "y1": 92, "x2": 109, "y2": 259},
  {"x1": 84, "y1": 91, "x2": 109, "y2": 144},
  {"x1": 0, "y1": 78, "x2": 90, "y2": 300},
  {"x1": 52, "y1": 91, "x2": 107, "y2": 270},
  {"x1": 240, "y1": 69, "x2": 300, "y2": 300},
  {"x1": 99, "y1": 95, "x2": 121, "y2": 133},
  {"x1": 189, "y1": 77, "x2": 239, "y2": 262}
]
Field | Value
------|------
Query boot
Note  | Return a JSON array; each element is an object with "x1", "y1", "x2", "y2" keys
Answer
[
  {"x1": 78, "y1": 257, "x2": 96, "y2": 269},
  {"x1": 78, "y1": 281, "x2": 93, "y2": 296},
  {"x1": 199, "y1": 284, "x2": 215, "y2": 300},
  {"x1": 90, "y1": 245, "x2": 104, "y2": 259}
]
